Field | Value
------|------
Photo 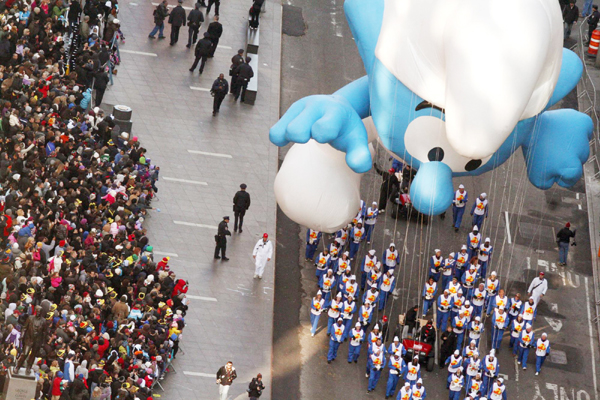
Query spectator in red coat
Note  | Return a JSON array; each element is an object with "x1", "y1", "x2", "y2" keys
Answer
[
  {"x1": 172, "y1": 279, "x2": 188, "y2": 297},
  {"x1": 51, "y1": 371, "x2": 64, "y2": 399}
]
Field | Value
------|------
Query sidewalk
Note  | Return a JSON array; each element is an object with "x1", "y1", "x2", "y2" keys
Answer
[
  {"x1": 572, "y1": 8, "x2": 600, "y2": 347},
  {"x1": 103, "y1": 0, "x2": 281, "y2": 399}
]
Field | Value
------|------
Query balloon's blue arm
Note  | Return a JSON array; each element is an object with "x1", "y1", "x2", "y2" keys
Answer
[
  {"x1": 522, "y1": 49, "x2": 594, "y2": 190},
  {"x1": 269, "y1": 0, "x2": 384, "y2": 174}
]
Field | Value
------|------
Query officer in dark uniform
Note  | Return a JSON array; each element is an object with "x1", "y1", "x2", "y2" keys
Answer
[
  {"x1": 232, "y1": 57, "x2": 254, "y2": 102},
  {"x1": 229, "y1": 49, "x2": 245, "y2": 93},
  {"x1": 214, "y1": 216, "x2": 231, "y2": 260},
  {"x1": 233, "y1": 183, "x2": 251, "y2": 232}
]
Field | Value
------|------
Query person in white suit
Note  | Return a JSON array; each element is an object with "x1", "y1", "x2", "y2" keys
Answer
[{"x1": 253, "y1": 233, "x2": 273, "y2": 279}]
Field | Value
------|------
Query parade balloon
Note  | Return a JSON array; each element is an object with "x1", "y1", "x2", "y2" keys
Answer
[{"x1": 270, "y1": 0, "x2": 594, "y2": 230}]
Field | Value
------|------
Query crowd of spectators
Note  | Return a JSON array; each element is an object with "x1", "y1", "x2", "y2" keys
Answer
[{"x1": 0, "y1": 0, "x2": 190, "y2": 399}]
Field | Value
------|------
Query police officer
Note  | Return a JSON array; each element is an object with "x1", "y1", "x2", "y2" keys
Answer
[
  {"x1": 186, "y1": 2, "x2": 204, "y2": 48},
  {"x1": 232, "y1": 183, "x2": 251, "y2": 233},
  {"x1": 229, "y1": 49, "x2": 245, "y2": 93},
  {"x1": 232, "y1": 57, "x2": 254, "y2": 102},
  {"x1": 214, "y1": 216, "x2": 231, "y2": 260}
]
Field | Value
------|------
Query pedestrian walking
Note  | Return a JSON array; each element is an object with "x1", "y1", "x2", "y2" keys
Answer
[
  {"x1": 527, "y1": 271, "x2": 548, "y2": 306},
  {"x1": 247, "y1": 374, "x2": 265, "y2": 399},
  {"x1": 186, "y1": 2, "x2": 204, "y2": 48},
  {"x1": 233, "y1": 183, "x2": 251, "y2": 232},
  {"x1": 588, "y1": 5, "x2": 600, "y2": 45},
  {"x1": 556, "y1": 222, "x2": 576, "y2": 266},
  {"x1": 364, "y1": 201, "x2": 378, "y2": 243},
  {"x1": 327, "y1": 318, "x2": 345, "y2": 363},
  {"x1": 206, "y1": 0, "x2": 220, "y2": 15},
  {"x1": 470, "y1": 193, "x2": 488, "y2": 228},
  {"x1": 489, "y1": 377, "x2": 507, "y2": 400},
  {"x1": 410, "y1": 379, "x2": 426, "y2": 400},
  {"x1": 535, "y1": 333, "x2": 550, "y2": 376},
  {"x1": 232, "y1": 57, "x2": 254, "y2": 102},
  {"x1": 149, "y1": 0, "x2": 168, "y2": 38},
  {"x1": 491, "y1": 306, "x2": 508, "y2": 350},
  {"x1": 517, "y1": 324, "x2": 534, "y2": 370},
  {"x1": 252, "y1": 233, "x2": 272, "y2": 279},
  {"x1": 385, "y1": 351, "x2": 406, "y2": 399},
  {"x1": 230, "y1": 49, "x2": 245, "y2": 93},
  {"x1": 249, "y1": 0, "x2": 264, "y2": 28},
  {"x1": 452, "y1": 184, "x2": 468, "y2": 231},
  {"x1": 373, "y1": 163, "x2": 399, "y2": 213},
  {"x1": 211, "y1": 73, "x2": 229, "y2": 115},
  {"x1": 214, "y1": 216, "x2": 231, "y2": 260},
  {"x1": 563, "y1": 1, "x2": 579, "y2": 39},
  {"x1": 168, "y1": 0, "x2": 186, "y2": 45},
  {"x1": 216, "y1": 361, "x2": 237, "y2": 400},
  {"x1": 310, "y1": 291, "x2": 325, "y2": 336},
  {"x1": 189, "y1": 32, "x2": 212, "y2": 74},
  {"x1": 367, "y1": 350, "x2": 386, "y2": 394},
  {"x1": 207, "y1": 15, "x2": 223, "y2": 57},
  {"x1": 305, "y1": 229, "x2": 321, "y2": 261},
  {"x1": 448, "y1": 368, "x2": 464, "y2": 400},
  {"x1": 347, "y1": 322, "x2": 364, "y2": 362}
]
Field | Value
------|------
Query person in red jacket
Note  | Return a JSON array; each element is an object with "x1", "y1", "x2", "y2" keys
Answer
[
  {"x1": 172, "y1": 279, "x2": 188, "y2": 297},
  {"x1": 156, "y1": 257, "x2": 170, "y2": 272},
  {"x1": 51, "y1": 371, "x2": 64, "y2": 399}
]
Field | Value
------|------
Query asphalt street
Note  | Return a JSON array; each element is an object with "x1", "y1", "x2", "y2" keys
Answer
[{"x1": 273, "y1": 1, "x2": 600, "y2": 399}]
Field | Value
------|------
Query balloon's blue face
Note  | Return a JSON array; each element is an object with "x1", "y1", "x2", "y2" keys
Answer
[{"x1": 369, "y1": 58, "x2": 501, "y2": 177}]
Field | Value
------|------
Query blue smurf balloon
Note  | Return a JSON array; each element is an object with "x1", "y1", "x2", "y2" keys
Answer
[{"x1": 270, "y1": 0, "x2": 594, "y2": 226}]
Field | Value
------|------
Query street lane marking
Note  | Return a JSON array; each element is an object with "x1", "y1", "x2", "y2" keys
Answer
[
  {"x1": 173, "y1": 220, "x2": 218, "y2": 229},
  {"x1": 217, "y1": 45, "x2": 232, "y2": 49},
  {"x1": 504, "y1": 211, "x2": 512, "y2": 244},
  {"x1": 120, "y1": 49, "x2": 158, "y2": 57},
  {"x1": 577, "y1": 193, "x2": 580, "y2": 200},
  {"x1": 183, "y1": 371, "x2": 214, "y2": 377},
  {"x1": 154, "y1": 251, "x2": 179, "y2": 257},
  {"x1": 188, "y1": 149, "x2": 232, "y2": 158},
  {"x1": 190, "y1": 86, "x2": 211, "y2": 92},
  {"x1": 544, "y1": 317, "x2": 562, "y2": 332},
  {"x1": 585, "y1": 277, "x2": 599, "y2": 400},
  {"x1": 152, "y1": 2, "x2": 193, "y2": 10},
  {"x1": 186, "y1": 295, "x2": 218, "y2": 302},
  {"x1": 163, "y1": 177, "x2": 208, "y2": 185},
  {"x1": 579, "y1": 204, "x2": 583, "y2": 210},
  {"x1": 513, "y1": 357, "x2": 519, "y2": 382}
]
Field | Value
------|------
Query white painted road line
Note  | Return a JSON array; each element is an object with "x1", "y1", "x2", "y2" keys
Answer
[
  {"x1": 504, "y1": 211, "x2": 512, "y2": 244},
  {"x1": 186, "y1": 295, "x2": 218, "y2": 302},
  {"x1": 152, "y1": 2, "x2": 193, "y2": 10},
  {"x1": 153, "y1": 250, "x2": 179, "y2": 257},
  {"x1": 162, "y1": 177, "x2": 208, "y2": 185},
  {"x1": 173, "y1": 220, "x2": 218, "y2": 229},
  {"x1": 585, "y1": 277, "x2": 599, "y2": 400},
  {"x1": 217, "y1": 45, "x2": 232, "y2": 50},
  {"x1": 183, "y1": 371, "x2": 214, "y2": 378},
  {"x1": 579, "y1": 204, "x2": 583, "y2": 210},
  {"x1": 188, "y1": 149, "x2": 232, "y2": 159},
  {"x1": 120, "y1": 49, "x2": 158, "y2": 57},
  {"x1": 189, "y1": 86, "x2": 211, "y2": 92}
]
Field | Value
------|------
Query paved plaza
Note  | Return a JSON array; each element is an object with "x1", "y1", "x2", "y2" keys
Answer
[{"x1": 103, "y1": 0, "x2": 281, "y2": 398}]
